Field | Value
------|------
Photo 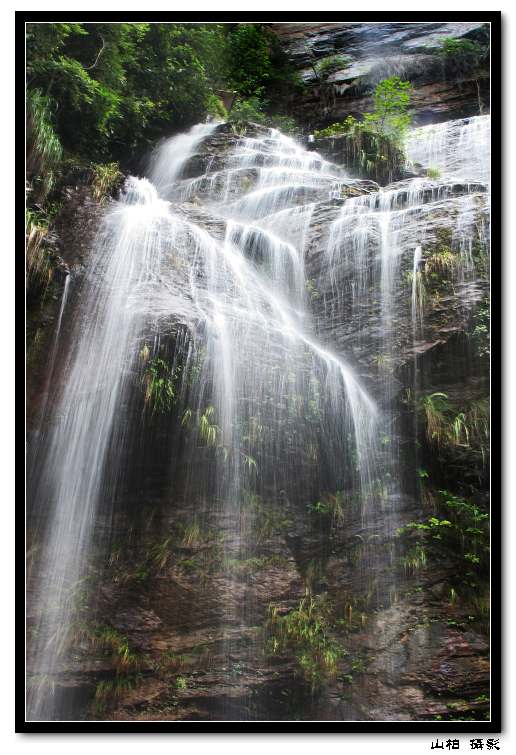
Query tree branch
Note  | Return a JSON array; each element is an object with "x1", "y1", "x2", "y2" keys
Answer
[{"x1": 84, "y1": 35, "x2": 107, "y2": 71}]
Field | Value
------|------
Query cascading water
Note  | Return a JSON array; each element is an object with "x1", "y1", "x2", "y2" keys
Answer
[
  {"x1": 27, "y1": 114, "x2": 490, "y2": 722},
  {"x1": 405, "y1": 115, "x2": 490, "y2": 184},
  {"x1": 27, "y1": 125, "x2": 382, "y2": 721}
]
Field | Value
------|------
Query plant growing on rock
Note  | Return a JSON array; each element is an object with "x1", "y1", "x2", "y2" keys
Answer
[
  {"x1": 418, "y1": 391, "x2": 489, "y2": 458},
  {"x1": 307, "y1": 491, "x2": 348, "y2": 527},
  {"x1": 313, "y1": 54, "x2": 351, "y2": 80},
  {"x1": 142, "y1": 357, "x2": 179, "y2": 415},
  {"x1": 91, "y1": 161, "x2": 123, "y2": 201},
  {"x1": 437, "y1": 36, "x2": 489, "y2": 112},
  {"x1": 26, "y1": 89, "x2": 63, "y2": 202},
  {"x1": 363, "y1": 76, "x2": 413, "y2": 142},
  {"x1": 472, "y1": 298, "x2": 490, "y2": 359},
  {"x1": 199, "y1": 405, "x2": 221, "y2": 447},
  {"x1": 229, "y1": 96, "x2": 269, "y2": 126},
  {"x1": 397, "y1": 489, "x2": 489, "y2": 582},
  {"x1": 264, "y1": 596, "x2": 344, "y2": 689},
  {"x1": 312, "y1": 84, "x2": 410, "y2": 182}
]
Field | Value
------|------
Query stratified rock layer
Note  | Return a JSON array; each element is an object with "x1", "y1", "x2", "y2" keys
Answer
[{"x1": 268, "y1": 21, "x2": 490, "y2": 129}]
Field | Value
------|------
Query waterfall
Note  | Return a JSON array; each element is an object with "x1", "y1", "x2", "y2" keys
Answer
[
  {"x1": 27, "y1": 115, "x2": 490, "y2": 721},
  {"x1": 405, "y1": 115, "x2": 491, "y2": 183},
  {"x1": 33, "y1": 272, "x2": 71, "y2": 430},
  {"x1": 411, "y1": 244, "x2": 423, "y2": 332}
]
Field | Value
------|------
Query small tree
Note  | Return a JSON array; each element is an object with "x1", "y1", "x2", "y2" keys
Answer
[{"x1": 364, "y1": 76, "x2": 412, "y2": 141}]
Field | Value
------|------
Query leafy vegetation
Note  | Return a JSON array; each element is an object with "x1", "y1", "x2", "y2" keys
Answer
[
  {"x1": 27, "y1": 22, "x2": 299, "y2": 169},
  {"x1": 314, "y1": 77, "x2": 412, "y2": 146},
  {"x1": 313, "y1": 54, "x2": 351, "y2": 80},
  {"x1": 364, "y1": 76, "x2": 412, "y2": 141},
  {"x1": 142, "y1": 357, "x2": 180, "y2": 415},
  {"x1": 472, "y1": 298, "x2": 490, "y2": 359},
  {"x1": 26, "y1": 23, "x2": 229, "y2": 162},
  {"x1": 307, "y1": 491, "x2": 348, "y2": 527},
  {"x1": 25, "y1": 22, "x2": 302, "y2": 311},
  {"x1": 198, "y1": 405, "x2": 221, "y2": 447},
  {"x1": 93, "y1": 674, "x2": 140, "y2": 716},
  {"x1": 418, "y1": 391, "x2": 489, "y2": 460},
  {"x1": 397, "y1": 489, "x2": 489, "y2": 587},
  {"x1": 437, "y1": 35, "x2": 489, "y2": 111},
  {"x1": 438, "y1": 36, "x2": 488, "y2": 69},
  {"x1": 426, "y1": 167, "x2": 441, "y2": 179},
  {"x1": 312, "y1": 78, "x2": 411, "y2": 183},
  {"x1": 91, "y1": 161, "x2": 123, "y2": 201},
  {"x1": 265, "y1": 596, "x2": 344, "y2": 689},
  {"x1": 26, "y1": 88, "x2": 63, "y2": 202}
]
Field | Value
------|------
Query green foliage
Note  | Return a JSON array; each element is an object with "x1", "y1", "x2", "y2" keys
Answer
[
  {"x1": 228, "y1": 96, "x2": 268, "y2": 125},
  {"x1": 312, "y1": 85, "x2": 410, "y2": 181},
  {"x1": 418, "y1": 392, "x2": 489, "y2": 457},
  {"x1": 439, "y1": 37, "x2": 484, "y2": 59},
  {"x1": 91, "y1": 161, "x2": 123, "y2": 200},
  {"x1": 313, "y1": 79, "x2": 412, "y2": 149},
  {"x1": 265, "y1": 597, "x2": 343, "y2": 689},
  {"x1": 206, "y1": 93, "x2": 228, "y2": 120},
  {"x1": 226, "y1": 24, "x2": 273, "y2": 97},
  {"x1": 228, "y1": 95, "x2": 300, "y2": 134},
  {"x1": 143, "y1": 357, "x2": 179, "y2": 415},
  {"x1": 269, "y1": 114, "x2": 300, "y2": 136},
  {"x1": 26, "y1": 20, "x2": 302, "y2": 215},
  {"x1": 26, "y1": 89, "x2": 63, "y2": 201},
  {"x1": 472, "y1": 299, "x2": 490, "y2": 359},
  {"x1": 437, "y1": 36, "x2": 489, "y2": 88},
  {"x1": 425, "y1": 248, "x2": 456, "y2": 275},
  {"x1": 26, "y1": 211, "x2": 51, "y2": 301},
  {"x1": 314, "y1": 54, "x2": 351, "y2": 79},
  {"x1": 199, "y1": 405, "x2": 221, "y2": 447},
  {"x1": 397, "y1": 489, "x2": 489, "y2": 578},
  {"x1": 307, "y1": 491, "x2": 347, "y2": 527},
  {"x1": 26, "y1": 23, "x2": 228, "y2": 161},
  {"x1": 401, "y1": 544, "x2": 428, "y2": 574},
  {"x1": 72, "y1": 623, "x2": 142, "y2": 676},
  {"x1": 426, "y1": 167, "x2": 441, "y2": 179},
  {"x1": 93, "y1": 674, "x2": 140, "y2": 716},
  {"x1": 313, "y1": 115, "x2": 357, "y2": 139},
  {"x1": 363, "y1": 76, "x2": 412, "y2": 141}
]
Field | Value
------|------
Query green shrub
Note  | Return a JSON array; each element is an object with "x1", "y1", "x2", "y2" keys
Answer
[
  {"x1": 269, "y1": 114, "x2": 300, "y2": 135},
  {"x1": 315, "y1": 54, "x2": 351, "y2": 79},
  {"x1": 227, "y1": 24, "x2": 274, "y2": 97},
  {"x1": 472, "y1": 299, "x2": 490, "y2": 359},
  {"x1": 362, "y1": 76, "x2": 413, "y2": 142},
  {"x1": 206, "y1": 93, "x2": 228, "y2": 120},
  {"x1": 418, "y1": 392, "x2": 489, "y2": 455},
  {"x1": 439, "y1": 37, "x2": 484, "y2": 58},
  {"x1": 228, "y1": 96, "x2": 268, "y2": 125},
  {"x1": 265, "y1": 596, "x2": 343, "y2": 689},
  {"x1": 142, "y1": 357, "x2": 179, "y2": 415},
  {"x1": 91, "y1": 161, "x2": 123, "y2": 201},
  {"x1": 26, "y1": 89, "x2": 63, "y2": 201},
  {"x1": 397, "y1": 489, "x2": 489, "y2": 578}
]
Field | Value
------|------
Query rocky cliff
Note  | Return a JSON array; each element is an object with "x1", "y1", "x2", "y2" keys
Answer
[{"x1": 268, "y1": 21, "x2": 490, "y2": 129}]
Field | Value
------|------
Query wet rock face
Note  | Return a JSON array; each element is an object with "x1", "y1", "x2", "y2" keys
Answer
[{"x1": 268, "y1": 22, "x2": 490, "y2": 129}]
